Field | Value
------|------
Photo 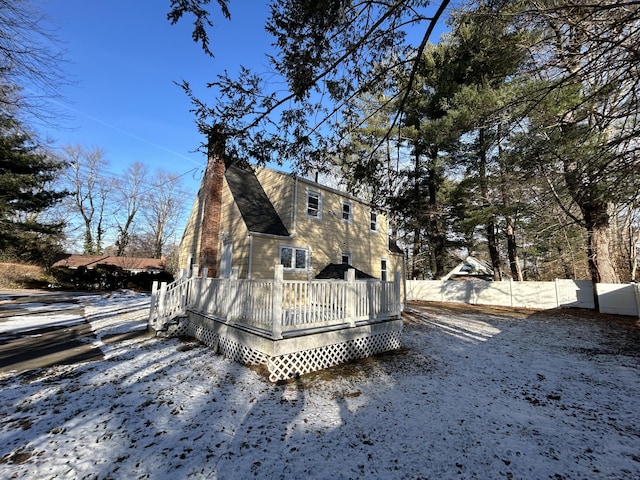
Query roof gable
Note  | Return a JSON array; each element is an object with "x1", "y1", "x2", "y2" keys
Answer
[{"x1": 225, "y1": 164, "x2": 290, "y2": 237}]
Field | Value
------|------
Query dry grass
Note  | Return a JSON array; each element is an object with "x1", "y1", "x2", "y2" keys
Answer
[{"x1": 0, "y1": 263, "x2": 55, "y2": 290}]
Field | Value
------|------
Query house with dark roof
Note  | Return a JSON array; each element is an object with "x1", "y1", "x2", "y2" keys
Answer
[
  {"x1": 178, "y1": 160, "x2": 404, "y2": 282},
  {"x1": 155, "y1": 139, "x2": 404, "y2": 381},
  {"x1": 52, "y1": 254, "x2": 166, "y2": 273}
]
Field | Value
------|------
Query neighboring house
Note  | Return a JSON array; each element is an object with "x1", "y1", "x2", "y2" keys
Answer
[
  {"x1": 52, "y1": 254, "x2": 166, "y2": 274},
  {"x1": 178, "y1": 160, "x2": 404, "y2": 282},
  {"x1": 441, "y1": 256, "x2": 495, "y2": 281}
]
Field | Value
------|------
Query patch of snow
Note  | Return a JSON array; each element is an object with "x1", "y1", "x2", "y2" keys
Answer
[{"x1": 0, "y1": 295, "x2": 639, "y2": 479}]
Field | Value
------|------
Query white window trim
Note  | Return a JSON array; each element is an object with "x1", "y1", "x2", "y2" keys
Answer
[
  {"x1": 280, "y1": 244, "x2": 311, "y2": 272},
  {"x1": 306, "y1": 188, "x2": 322, "y2": 220},
  {"x1": 341, "y1": 200, "x2": 353, "y2": 223},
  {"x1": 370, "y1": 211, "x2": 379, "y2": 232},
  {"x1": 341, "y1": 252, "x2": 352, "y2": 265}
]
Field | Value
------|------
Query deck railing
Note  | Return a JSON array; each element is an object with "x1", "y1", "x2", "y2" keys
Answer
[
  {"x1": 148, "y1": 270, "x2": 192, "y2": 331},
  {"x1": 149, "y1": 265, "x2": 402, "y2": 339}
]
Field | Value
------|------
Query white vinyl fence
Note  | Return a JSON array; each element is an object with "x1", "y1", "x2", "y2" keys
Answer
[
  {"x1": 596, "y1": 283, "x2": 640, "y2": 317},
  {"x1": 406, "y1": 279, "x2": 640, "y2": 317},
  {"x1": 150, "y1": 265, "x2": 402, "y2": 338}
]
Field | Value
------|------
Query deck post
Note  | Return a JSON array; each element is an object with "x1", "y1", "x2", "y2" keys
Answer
[
  {"x1": 394, "y1": 272, "x2": 401, "y2": 315},
  {"x1": 180, "y1": 277, "x2": 189, "y2": 311},
  {"x1": 272, "y1": 265, "x2": 284, "y2": 339},
  {"x1": 197, "y1": 268, "x2": 208, "y2": 312},
  {"x1": 157, "y1": 281, "x2": 168, "y2": 330},
  {"x1": 192, "y1": 275, "x2": 201, "y2": 311},
  {"x1": 148, "y1": 281, "x2": 159, "y2": 329},
  {"x1": 346, "y1": 268, "x2": 356, "y2": 327}
]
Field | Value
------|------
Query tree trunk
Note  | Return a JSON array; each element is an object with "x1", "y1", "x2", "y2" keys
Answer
[
  {"x1": 486, "y1": 218, "x2": 502, "y2": 281},
  {"x1": 427, "y1": 151, "x2": 445, "y2": 279},
  {"x1": 506, "y1": 219, "x2": 523, "y2": 281},
  {"x1": 478, "y1": 127, "x2": 502, "y2": 281},
  {"x1": 497, "y1": 123, "x2": 521, "y2": 280},
  {"x1": 83, "y1": 220, "x2": 94, "y2": 255},
  {"x1": 557, "y1": 246, "x2": 573, "y2": 279},
  {"x1": 411, "y1": 148, "x2": 423, "y2": 279},
  {"x1": 411, "y1": 227, "x2": 421, "y2": 279},
  {"x1": 583, "y1": 203, "x2": 619, "y2": 284},
  {"x1": 116, "y1": 213, "x2": 136, "y2": 256}
]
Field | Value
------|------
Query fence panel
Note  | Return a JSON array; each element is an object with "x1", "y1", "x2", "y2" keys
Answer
[
  {"x1": 405, "y1": 278, "x2": 640, "y2": 317},
  {"x1": 406, "y1": 280, "x2": 442, "y2": 302},
  {"x1": 556, "y1": 279, "x2": 595, "y2": 309},
  {"x1": 596, "y1": 283, "x2": 639, "y2": 317},
  {"x1": 474, "y1": 281, "x2": 512, "y2": 307},
  {"x1": 407, "y1": 279, "x2": 582, "y2": 309},
  {"x1": 442, "y1": 281, "x2": 476, "y2": 304},
  {"x1": 510, "y1": 281, "x2": 558, "y2": 309}
]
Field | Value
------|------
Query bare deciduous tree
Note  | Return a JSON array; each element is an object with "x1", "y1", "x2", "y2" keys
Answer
[
  {"x1": 60, "y1": 145, "x2": 112, "y2": 255},
  {"x1": 142, "y1": 170, "x2": 186, "y2": 258},
  {"x1": 113, "y1": 162, "x2": 148, "y2": 256},
  {"x1": 0, "y1": 0, "x2": 68, "y2": 124}
]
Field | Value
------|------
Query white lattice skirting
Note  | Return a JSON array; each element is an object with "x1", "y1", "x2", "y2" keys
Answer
[
  {"x1": 266, "y1": 331, "x2": 402, "y2": 381},
  {"x1": 160, "y1": 314, "x2": 402, "y2": 382}
]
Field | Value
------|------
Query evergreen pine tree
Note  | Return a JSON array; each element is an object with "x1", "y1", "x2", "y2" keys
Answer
[{"x1": 0, "y1": 112, "x2": 67, "y2": 262}]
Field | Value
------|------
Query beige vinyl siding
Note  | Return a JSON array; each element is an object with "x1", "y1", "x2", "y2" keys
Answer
[
  {"x1": 179, "y1": 175, "x2": 253, "y2": 277},
  {"x1": 180, "y1": 165, "x2": 404, "y2": 282},
  {"x1": 257, "y1": 168, "x2": 402, "y2": 280},
  {"x1": 292, "y1": 177, "x2": 391, "y2": 278},
  {"x1": 178, "y1": 187, "x2": 205, "y2": 271},
  {"x1": 248, "y1": 235, "x2": 281, "y2": 279},
  {"x1": 255, "y1": 167, "x2": 296, "y2": 232}
]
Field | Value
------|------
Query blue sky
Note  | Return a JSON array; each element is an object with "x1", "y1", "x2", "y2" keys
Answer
[
  {"x1": 39, "y1": 1, "x2": 450, "y2": 197},
  {"x1": 40, "y1": 0, "x2": 273, "y2": 194}
]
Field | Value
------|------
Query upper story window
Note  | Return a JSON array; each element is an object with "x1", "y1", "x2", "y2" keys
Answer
[
  {"x1": 280, "y1": 245, "x2": 309, "y2": 271},
  {"x1": 342, "y1": 201, "x2": 352, "y2": 223},
  {"x1": 370, "y1": 211, "x2": 379, "y2": 232},
  {"x1": 306, "y1": 189, "x2": 322, "y2": 220},
  {"x1": 341, "y1": 252, "x2": 352, "y2": 265}
]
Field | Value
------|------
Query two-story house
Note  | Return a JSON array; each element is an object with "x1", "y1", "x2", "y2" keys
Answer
[
  {"x1": 155, "y1": 135, "x2": 405, "y2": 381},
  {"x1": 178, "y1": 158, "x2": 404, "y2": 283}
]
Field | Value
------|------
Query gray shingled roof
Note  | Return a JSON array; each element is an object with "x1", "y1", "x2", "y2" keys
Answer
[
  {"x1": 315, "y1": 263, "x2": 375, "y2": 279},
  {"x1": 225, "y1": 164, "x2": 290, "y2": 237}
]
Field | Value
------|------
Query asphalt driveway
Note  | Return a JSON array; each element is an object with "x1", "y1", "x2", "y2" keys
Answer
[{"x1": 0, "y1": 290, "x2": 149, "y2": 374}]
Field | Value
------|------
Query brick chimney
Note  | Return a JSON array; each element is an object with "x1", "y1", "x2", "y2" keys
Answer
[{"x1": 199, "y1": 125, "x2": 226, "y2": 277}]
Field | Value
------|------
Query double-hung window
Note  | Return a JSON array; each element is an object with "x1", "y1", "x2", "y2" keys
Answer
[
  {"x1": 380, "y1": 258, "x2": 388, "y2": 281},
  {"x1": 342, "y1": 201, "x2": 352, "y2": 223},
  {"x1": 280, "y1": 245, "x2": 309, "y2": 272},
  {"x1": 307, "y1": 189, "x2": 322, "y2": 219},
  {"x1": 370, "y1": 211, "x2": 379, "y2": 232}
]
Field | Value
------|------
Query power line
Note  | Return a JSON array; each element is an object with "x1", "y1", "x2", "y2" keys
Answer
[{"x1": 42, "y1": 95, "x2": 206, "y2": 167}]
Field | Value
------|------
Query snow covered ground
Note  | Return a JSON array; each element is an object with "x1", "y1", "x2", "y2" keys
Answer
[{"x1": 0, "y1": 291, "x2": 639, "y2": 479}]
